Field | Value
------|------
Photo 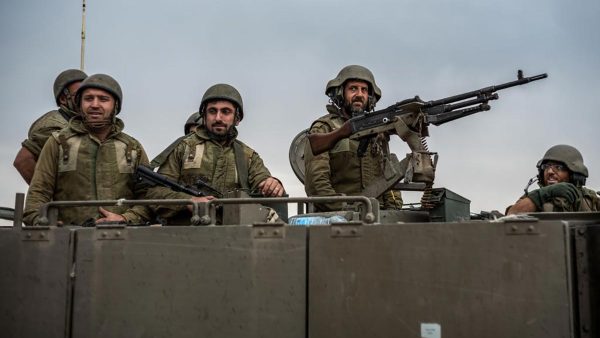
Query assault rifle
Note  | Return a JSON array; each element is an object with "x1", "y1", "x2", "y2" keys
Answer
[
  {"x1": 136, "y1": 165, "x2": 223, "y2": 198},
  {"x1": 306, "y1": 70, "x2": 547, "y2": 206},
  {"x1": 308, "y1": 70, "x2": 547, "y2": 157}
]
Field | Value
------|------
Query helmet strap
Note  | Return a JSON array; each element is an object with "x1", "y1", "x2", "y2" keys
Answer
[
  {"x1": 60, "y1": 88, "x2": 79, "y2": 112},
  {"x1": 81, "y1": 109, "x2": 116, "y2": 132},
  {"x1": 523, "y1": 175, "x2": 538, "y2": 196}
]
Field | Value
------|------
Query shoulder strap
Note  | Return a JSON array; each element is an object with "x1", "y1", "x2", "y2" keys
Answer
[
  {"x1": 233, "y1": 140, "x2": 250, "y2": 190},
  {"x1": 52, "y1": 129, "x2": 76, "y2": 163},
  {"x1": 113, "y1": 134, "x2": 136, "y2": 166},
  {"x1": 150, "y1": 135, "x2": 187, "y2": 169},
  {"x1": 57, "y1": 108, "x2": 71, "y2": 121}
]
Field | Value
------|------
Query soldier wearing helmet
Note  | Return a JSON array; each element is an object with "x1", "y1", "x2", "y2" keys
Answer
[
  {"x1": 507, "y1": 145, "x2": 599, "y2": 214},
  {"x1": 14, "y1": 69, "x2": 87, "y2": 184},
  {"x1": 304, "y1": 65, "x2": 403, "y2": 211},
  {"x1": 149, "y1": 112, "x2": 201, "y2": 169},
  {"x1": 146, "y1": 84, "x2": 285, "y2": 225},
  {"x1": 23, "y1": 74, "x2": 153, "y2": 226}
]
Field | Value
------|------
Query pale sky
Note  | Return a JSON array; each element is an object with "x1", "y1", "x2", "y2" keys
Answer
[{"x1": 1, "y1": 0, "x2": 599, "y2": 217}]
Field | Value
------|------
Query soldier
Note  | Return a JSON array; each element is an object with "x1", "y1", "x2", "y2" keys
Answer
[
  {"x1": 304, "y1": 65, "x2": 403, "y2": 211},
  {"x1": 184, "y1": 111, "x2": 201, "y2": 135},
  {"x1": 23, "y1": 74, "x2": 152, "y2": 225},
  {"x1": 149, "y1": 112, "x2": 201, "y2": 169},
  {"x1": 14, "y1": 69, "x2": 87, "y2": 184},
  {"x1": 506, "y1": 144, "x2": 600, "y2": 214},
  {"x1": 146, "y1": 83, "x2": 285, "y2": 224}
]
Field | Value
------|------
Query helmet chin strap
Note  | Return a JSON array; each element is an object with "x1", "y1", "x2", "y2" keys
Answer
[
  {"x1": 82, "y1": 111, "x2": 115, "y2": 131},
  {"x1": 60, "y1": 89, "x2": 79, "y2": 114},
  {"x1": 523, "y1": 175, "x2": 539, "y2": 196}
]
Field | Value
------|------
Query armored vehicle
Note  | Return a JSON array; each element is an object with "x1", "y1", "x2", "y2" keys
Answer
[{"x1": 2, "y1": 182, "x2": 599, "y2": 338}]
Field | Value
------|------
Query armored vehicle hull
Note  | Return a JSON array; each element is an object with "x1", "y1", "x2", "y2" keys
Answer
[{"x1": 1, "y1": 194, "x2": 598, "y2": 337}]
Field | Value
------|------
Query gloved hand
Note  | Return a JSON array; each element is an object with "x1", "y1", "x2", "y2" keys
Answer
[{"x1": 527, "y1": 182, "x2": 580, "y2": 211}]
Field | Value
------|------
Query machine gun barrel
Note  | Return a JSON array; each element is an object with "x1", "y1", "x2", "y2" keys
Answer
[
  {"x1": 424, "y1": 72, "x2": 547, "y2": 107},
  {"x1": 307, "y1": 70, "x2": 548, "y2": 156}
]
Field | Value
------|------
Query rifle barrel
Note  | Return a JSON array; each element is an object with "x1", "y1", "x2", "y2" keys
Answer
[{"x1": 426, "y1": 73, "x2": 547, "y2": 107}]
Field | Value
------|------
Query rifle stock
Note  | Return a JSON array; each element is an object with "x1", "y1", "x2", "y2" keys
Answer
[{"x1": 306, "y1": 121, "x2": 352, "y2": 156}]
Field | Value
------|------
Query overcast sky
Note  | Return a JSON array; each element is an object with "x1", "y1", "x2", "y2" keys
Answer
[{"x1": 1, "y1": 0, "x2": 599, "y2": 217}]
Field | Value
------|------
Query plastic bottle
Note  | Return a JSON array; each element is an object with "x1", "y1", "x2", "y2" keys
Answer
[{"x1": 288, "y1": 215, "x2": 348, "y2": 226}]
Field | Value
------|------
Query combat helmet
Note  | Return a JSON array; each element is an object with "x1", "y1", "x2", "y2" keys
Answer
[
  {"x1": 53, "y1": 69, "x2": 87, "y2": 105},
  {"x1": 199, "y1": 84, "x2": 244, "y2": 121},
  {"x1": 536, "y1": 144, "x2": 588, "y2": 186},
  {"x1": 325, "y1": 65, "x2": 382, "y2": 111},
  {"x1": 75, "y1": 74, "x2": 123, "y2": 114},
  {"x1": 184, "y1": 111, "x2": 201, "y2": 134}
]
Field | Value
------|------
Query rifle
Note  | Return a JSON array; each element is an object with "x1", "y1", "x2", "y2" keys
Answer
[
  {"x1": 308, "y1": 70, "x2": 547, "y2": 157},
  {"x1": 307, "y1": 70, "x2": 547, "y2": 207},
  {"x1": 136, "y1": 165, "x2": 223, "y2": 198}
]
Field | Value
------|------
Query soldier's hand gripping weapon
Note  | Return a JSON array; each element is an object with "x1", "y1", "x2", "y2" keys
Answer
[{"x1": 307, "y1": 70, "x2": 547, "y2": 207}]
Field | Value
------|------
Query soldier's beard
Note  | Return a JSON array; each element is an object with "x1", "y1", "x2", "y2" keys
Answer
[
  {"x1": 344, "y1": 100, "x2": 366, "y2": 117},
  {"x1": 207, "y1": 125, "x2": 235, "y2": 142}
]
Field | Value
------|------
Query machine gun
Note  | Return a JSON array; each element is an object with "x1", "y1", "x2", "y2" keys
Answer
[
  {"x1": 307, "y1": 70, "x2": 547, "y2": 208},
  {"x1": 136, "y1": 165, "x2": 223, "y2": 198}
]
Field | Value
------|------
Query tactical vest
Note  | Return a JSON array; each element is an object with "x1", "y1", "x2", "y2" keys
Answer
[
  {"x1": 179, "y1": 138, "x2": 253, "y2": 193},
  {"x1": 52, "y1": 129, "x2": 140, "y2": 174}
]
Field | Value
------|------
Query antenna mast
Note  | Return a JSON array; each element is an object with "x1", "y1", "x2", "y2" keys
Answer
[{"x1": 80, "y1": 0, "x2": 86, "y2": 71}]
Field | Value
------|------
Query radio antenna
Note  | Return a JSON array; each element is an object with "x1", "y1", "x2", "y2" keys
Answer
[{"x1": 80, "y1": 0, "x2": 87, "y2": 71}]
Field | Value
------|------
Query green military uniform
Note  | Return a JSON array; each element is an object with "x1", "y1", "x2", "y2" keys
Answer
[
  {"x1": 23, "y1": 117, "x2": 152, "y2": 225},
  {"x1": 526, "y1": 183, "x2": 600, "y2": 212},
  {"x1": 304, "y1": 112, "x2": 403, "y2": 211},
  {"x1": 21, "y1": 108, "x2": 78, "y2": 160},
  {"x1": 509, "y1": 144, "x2": 599, "y2": 214},
  {"x1": 146, "y1": 126, "x2": 273, "y2": 224}
]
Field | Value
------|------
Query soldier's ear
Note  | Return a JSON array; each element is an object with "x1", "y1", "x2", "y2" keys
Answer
[
  {"x1": 58, "y1": 94, "x2": 68, "y2": 106},
  {"x1": 234, "y1": 110, "x2": 241, "y2": 126},
  {"x1": 572, "y1": 173, "x2": 587, "y2": 187}
]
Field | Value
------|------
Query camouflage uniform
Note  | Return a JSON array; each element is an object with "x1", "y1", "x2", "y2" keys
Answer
[
  {"x1": 304, "y1": 112, "x2": 403, "y2": 211},
  {"x1": 23, "y1": 117, "x2": 152, "y2": 225},
  {"x1": 146, "y1": 126, "x2": 273, "y2": 224},
  {"x1": 21, "y1": 108, "x2": 79, "y2": 160},
  {"x1": 304, "y1": 65, "x2": 402, "y2": 212}
]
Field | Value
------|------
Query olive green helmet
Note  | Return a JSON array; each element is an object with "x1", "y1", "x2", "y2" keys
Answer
[
  {"x1": 75, "y1": 74, "x2": 123, "y2": 114},
  {"x1": 184, "y1": 111, "x2": 201, "y2": 134},
  {"x1": 325, "y1": 65, "x2": 382, "y2": 111},
  {"x1": 199, "y1": 84, "x2": 244, "y2": 121},
  {"x1": 53, "y1": 69, "x2": 87, "y2": 105},
  {"x1": 536, "y1": 144, "x2": 588, "y2": 186}
]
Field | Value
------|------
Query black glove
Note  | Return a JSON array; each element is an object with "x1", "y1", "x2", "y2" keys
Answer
[{"x1": 527, "y1": 182, "x2": 580, "y2": 211}]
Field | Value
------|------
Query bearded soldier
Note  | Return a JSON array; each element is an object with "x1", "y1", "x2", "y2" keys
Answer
[
  {"x1": 146, "y1": 83, "x2": 284, "y2": 225},
  {"x1": 24, "y1": 74, "x2": 152, "y2": 225},
  {"x1": 507, "y1": 144, "x2": 600, "y2": 214},
  {"x1": 304, "y1": 65, "x2": 403, "y2": 211},
  {"x1": 14, "y1": 69, "x2": 87, "y2": 184}
]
